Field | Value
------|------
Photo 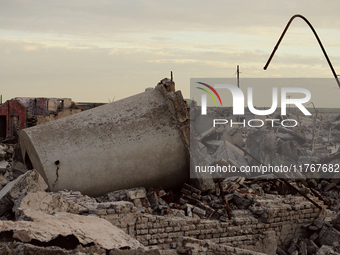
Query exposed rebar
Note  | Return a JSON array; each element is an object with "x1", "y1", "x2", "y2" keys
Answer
[{"x1": 264, "y1": 14, "x2": 340, "y2": 88}]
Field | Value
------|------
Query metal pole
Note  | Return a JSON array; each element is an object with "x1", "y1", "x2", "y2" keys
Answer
[
  {"x1": 236, "y1": 66, "x2": 240, "y2": 121},
  {"x1": 237, "y1": 65, "x2": 240, "y2": 88},
  {"x1": 264, "y1": 14, "x2": 340, "y2": 88}
]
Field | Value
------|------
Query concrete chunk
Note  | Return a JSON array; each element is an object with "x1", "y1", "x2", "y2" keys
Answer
[
  {"x1": 214, "y1": 140, "x2": 248, "y2": 169},
  {"x1": 126, "y1": 187, "x2": 147, "y2": 200},
  {"x1": 0, "y1": 208, "x2": 144, "y2": 251},
  {"x1": 316, "y1": 245, "x2": 340, "y2": 255},
  {"x1": 319, "y1": 225, "x2": 340, "y2": 246},
  {"x1": 18, "y1": 191, "x2": 80, "y2": 215},
  {"x1": 0, "y1": 170, "x2": 48, "y2": 217}
]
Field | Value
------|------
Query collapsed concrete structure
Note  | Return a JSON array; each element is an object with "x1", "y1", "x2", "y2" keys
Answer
[
  {"x1": 0, "y1": 78, "x2": 339, "y2": 254},
  {"x1": 19, "y1": 79, "x2": 190, "y2": 196}
]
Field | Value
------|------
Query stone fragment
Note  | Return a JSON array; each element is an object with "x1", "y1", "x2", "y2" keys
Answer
[
  {"x1": 0, "y1": 209, "x2": 144, "y2": 250},
  {"x1": 185, "y1": 204, "x2": 193, "y2": 217},
  {"x1": 250, "y1": 183, "x2": 264, "y2": 195},
  {"x1": 309, "y1": 225, "x2": 319, "y2": 231},
  {"x1": 180, "y1": 188, "x2": 191, "y2": 196},
  {"x1": 190, "y1": 126, "x2": 215, "y2": 192},
  {"x1": 277, "y1": 141, "x2": 300, "y2": 161},
  {"x1": 192, "y1": 206, "x2": 206, "y2": 217},
  {"x1": 146, "y1": 191, "x2": 158, "y2": 208},
  {"x1": 233, "y1": 190, "x2": 253, "y2": 209},
  {"x1": 18, "y1": 191, "x2": 80, "y2": 215},
  {"x1": 183, "y1": 183, "x2": 201, "y2": 195},
  {"x1": 324, "y1": 182, "x2": 336, "y2": 192},
  {"x1": 276, "y1": 247, "x2": 288, "y2": 255},
  {"x1": 246, "y1": 130, "x2": 277, "y2": 166},
  {"x1": 319, "y1": 225, "x2": 340, "y2": 246},
  {"x1": 275, "y1": 127, "x2": 307, "y2": 145},
  {"x1": 307, "y1": 239, "x2": 319, "y2": 254},
  {"x1": 220, "y1": 129, "x2": 243, "y2": 147},
  {"x1": 298, "y1": 240, "x2": 307, "y2": 255},
  {"x1": 0, "y1": 242, "x2": 110, "y2": 255},
  {"x1": 150, "y1": 187, "x2": 166, "y2": 197},
  {"x1": 314, "y1": 218, "x2": 325, "y2": 229},
  {"x1": 332, "y1": 212, "x2": 340, "y2": 231},
  {"x1": 0, "y1": 170, "x2": 48, "y2": 217},
  {"x1": 214, "y1": 140, "x2": 248, "y2": 169},
  {"x1": 126, "y1": 187, "x2": 147, "y2": 200},
  {"x1": 310, "y1": 233, "x2": 319, "y2": 242},
  {"x1": 316, "y1": 245, "x2": 340, "y2": 255},
  {"x1": 288, "y1": 237, "x2": 299, "y2": 254}
]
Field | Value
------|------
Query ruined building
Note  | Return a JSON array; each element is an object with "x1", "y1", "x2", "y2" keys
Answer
[
  {"x1": 0, "y1": 78, "x2": 339, "y2": 254},
  {"x1": 0, "y1": 97, "x2": 105, "y2": 141}
]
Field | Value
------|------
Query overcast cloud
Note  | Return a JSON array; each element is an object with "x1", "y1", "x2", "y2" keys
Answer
[{"x1": 1, "y1": 0, "x2": 340, "y2": 103}]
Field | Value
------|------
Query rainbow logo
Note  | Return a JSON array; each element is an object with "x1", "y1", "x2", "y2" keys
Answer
[{"x1": 196, "y1": 82, "x2": 223, "y2": 106}]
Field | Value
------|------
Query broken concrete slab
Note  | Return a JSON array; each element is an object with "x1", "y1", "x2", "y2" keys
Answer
[
  {"x1": 189, "y1": 125, "x2": 215, "y2": 192},
  {"x1": 0, "y1": 242, "x2": 108, "y2": 255},
  {"x1": 0, "y1": 169, "x2": 48, "y2": 218},
  {"x1": 275, "y1": 132, "x2": 295, "y2": 141},
  {"x1": 246, "y1": 130, "x2": 277, "y2": 166},
  {"x1": 56, "y1": 189, "x2": 98, "y2": 213},
  {"x1": 205, "y1": 139, "x2": 224, "y2": 151},
  {"x1": 274, "y1": 127, "x2": 307, "y2": 145},
  {"x1": 0, "y1": 208, "x2": 144, "y2": 251},
  {"x1": 213, "y1": 140, "x2": 248, "y2": 170},
  {"x1": 220, "y1": 128, "x2": 244, "y2": 148},
  {"x1": 17, "y1": 191, "x2": 80, "y2": 215},
  {"x1": 20, "y1": 79, "x2": 190, "y2": 197},
  {"x1": 277, "y1": 141, "x2": 301, "y2": 161}
]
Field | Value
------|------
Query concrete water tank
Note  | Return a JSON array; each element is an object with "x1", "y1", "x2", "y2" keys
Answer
[{"x1": 19, "y1": 79, "x2": 190, "y2": 196}]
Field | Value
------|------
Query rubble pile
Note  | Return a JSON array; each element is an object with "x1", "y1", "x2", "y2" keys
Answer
[
  {"x1": 283, "y1": 211, "x2": 340, "y2": 255},
  {"x1": 0, "y1": 143, "x2": 20, "y2": 190},
  {"x1": 0, "y1": 115, "x2": 339, "y2": 254},
  {"x1": 1, "y1": 79, "x2": 340, "y2": 254}
]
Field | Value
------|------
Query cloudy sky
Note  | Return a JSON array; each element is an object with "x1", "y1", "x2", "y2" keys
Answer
[{"x1": 1, "y1": 0, "x2": 340, "y2": 103}]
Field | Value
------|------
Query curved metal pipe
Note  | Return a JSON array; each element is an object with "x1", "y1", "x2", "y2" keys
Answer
[{"x1": 264, "y1": 14, "x2": 340, "y2": 88}]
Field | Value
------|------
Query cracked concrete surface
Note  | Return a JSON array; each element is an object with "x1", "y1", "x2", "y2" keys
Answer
[{"x1": 19, "y1": 80, "x2": 189, "y2": 196}]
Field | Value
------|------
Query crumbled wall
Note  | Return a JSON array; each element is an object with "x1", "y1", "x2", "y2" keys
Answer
[
  {"x1": 36, "y1": 109, "x2": 82, "y2": 125},
  {"x1": 176, "y1": 236, "x2": 269, "y2": 255},
  {"x1": 94, "y1": 194, "x2": 330, "y2": 253},
  {"x1": 0, "y1": 100, "x2": 27, "y2": 137}
]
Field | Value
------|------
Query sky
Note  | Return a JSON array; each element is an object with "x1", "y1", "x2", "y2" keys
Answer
[{"x1": 1, "y1": 0, "x2": 340, "y2": 103}]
